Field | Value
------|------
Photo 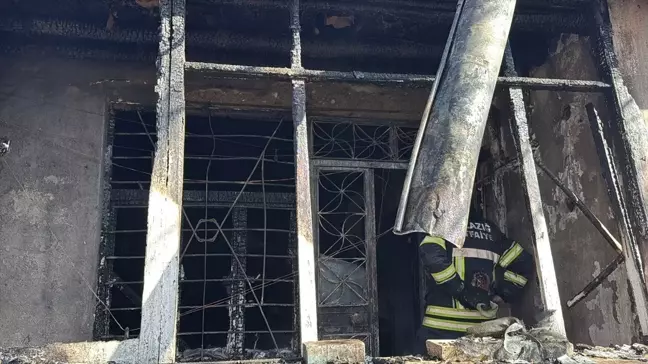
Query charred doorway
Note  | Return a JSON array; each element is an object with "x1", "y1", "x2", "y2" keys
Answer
[{"x1": 311, "y1": 119, "x2": 419, "y2": 356}]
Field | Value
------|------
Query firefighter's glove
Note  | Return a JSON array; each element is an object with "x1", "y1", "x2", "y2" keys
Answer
[
  {"x1": 458, "y1": 285, "x2": 491, "y2": 310},
  {"x1": 493, "y1": 265, "x2": 517, "y2": 301}
]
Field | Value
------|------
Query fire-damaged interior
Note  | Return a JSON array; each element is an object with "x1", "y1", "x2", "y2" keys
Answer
[
  {"x1": 2, "y1": 0, "x2": 648, "y2": 361},
  {"x1": 99, "y1": 109, "x2": 422, "y2": 357}
]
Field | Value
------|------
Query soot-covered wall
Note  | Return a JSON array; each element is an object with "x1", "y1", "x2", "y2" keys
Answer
[
  {"x1": 0, "y1": 56, "x2": 150, "y2": 346},
  {"x1": 483, "y1": 35, "x2": 639, "y2": 345}
]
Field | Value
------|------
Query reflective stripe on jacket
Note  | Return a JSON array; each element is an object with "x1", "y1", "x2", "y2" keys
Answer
[{"x1": 419, "y1": 216, "x2": 534, "y2": 333}]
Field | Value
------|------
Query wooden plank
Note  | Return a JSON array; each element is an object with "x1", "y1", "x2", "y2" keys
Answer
[
  {"x1": 593, "y1": 0, "x2": 648, "y2": 337},
  {"x1": 137, "y1": 0, "x2": 186, "y2": 362},
  {"x1": 503, "y1": 45, "x2": 566, "y2": 336},
  {"x1": 293, "y1": 78, "x2": 319, "y2": 348},
  {"x1": 364, "y1": 169, "x2": 379, "y2": 356},
  {"x1": 585, "y1": 103, "x2": 648, "y2": 332},
  {"x1": 290, "y1": 0, "x2": 318, "y2": 349}
]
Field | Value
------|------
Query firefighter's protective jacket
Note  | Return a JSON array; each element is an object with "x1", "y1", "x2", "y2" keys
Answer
[{"x1": 419, "y1": 216, "x2": 534, "y2": 334}]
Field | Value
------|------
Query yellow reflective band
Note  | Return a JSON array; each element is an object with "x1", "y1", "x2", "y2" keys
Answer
[
  {"x1": 426, "y1": 305, "x2": 497, "y2": 320},
  {"x1": 454, "y1": 298, "x2": 465, "y2": 310},
  {"x1": 431, "y1": 265, "x2": 456, "y2": 284},
  {"x1": 423, "y1": 317, "x2": 476, "y2": 332},
  {"x1": 454, "y1": 256, "x2": 465, "y2": 281},
  {"x1": 504, "y1": 270, "x2": 528, "y2": 287},
  {"x1": 499, "y1": 242, "x2": 523, "y2": 268},
  {"x1": 421, "y1": 236, "x2": 446, "y2": 249}
]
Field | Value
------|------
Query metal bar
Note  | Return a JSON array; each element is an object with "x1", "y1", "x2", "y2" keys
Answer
[
  {"x1": 226, "y1": 208, "x2": 247, "y2": 358},
  {"x1": 363, "y1": 169, "x2": 379, "y2": 356},
  {"x1": 584, "y1": 100, "x2": 648, "y2": 335},
  {"x1": 388, "y1": 127, "x2": 399, "y2": 161},
  {"x1": 110, "y1": 189, "x2": 295, "y2": 209},
  {"x1": 290, "y1": 0, "x2": 319, "y2": 348},
  {"x1": 534, "y1": 159, "x2": 624, "y2": 253},
  {"x1": 503, "y1": 45, "x2": 566, "y2": 336},
  {"x1": 137, "y1": 0, "x2": 186, "y2": 361},
  {"x1": 185, "y1": 62, "x2": 610, "y2": 91},
  {"x1": 112, "y1": 278, "x2": 294, "y2": 285},
  {"x1": 312, "y1": 159, "x2": 408, "y2": 170},
  {"x1": 567, "y1": 254, "x2": 624, "y2": 308},
  {"x1": 108, "y1": 228, "x2": 293, "y2": 234},
  {"x1": 396, "y1": 0, "x2": 517, "y2": 247}
]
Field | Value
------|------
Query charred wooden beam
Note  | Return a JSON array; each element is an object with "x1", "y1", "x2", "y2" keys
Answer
[
  {"x1": 503, "y1": 45, "x2": 566, "y2": 336},
  {"x1": 584, "y1": 98, "x2": 648, "y2": 335},
  {"x1": 567, "y1": 254, "x2": 624, "y2": 308},
  {"x1": 137, "y1": 0, "x2": 186, "y2": 362},
  {"x1": 535, "y1": 158, "x2": 623, "y2": 253},
  {"x1": 593, "y1": 0, "x2": 648, "y2": 285},
  {"x1": 0, "y1": 17, "x2": 443, "y2": 60},
  {"x1": 364, "y1": 169, "x2": 379, "y2": 355},
  {"x1": 290, "y1": 0, "x2": 319, "y2": 350},
  {"x1": 113, "y1": 0, "x2": 588, "y2": 33},
  {"x1": 395, "y1": 0, "x2": 517, "y2": 247},
  {"x1": 186, "y1": 62, "x2": 611, "y2": 91}
]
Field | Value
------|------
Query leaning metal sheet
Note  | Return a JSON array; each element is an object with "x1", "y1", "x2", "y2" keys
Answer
[{"x1": 395, "y1": 0, "x2": 517, "y2": 247}]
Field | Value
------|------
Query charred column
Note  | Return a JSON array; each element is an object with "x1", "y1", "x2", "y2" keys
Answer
[{"x1": 395, "y1": 0, "x2": 518, "y2": 247}]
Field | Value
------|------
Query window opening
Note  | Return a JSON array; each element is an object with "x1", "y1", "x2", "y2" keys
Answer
[{"x1": 97, "y1": 110, "x2": 300, "y2": 360}]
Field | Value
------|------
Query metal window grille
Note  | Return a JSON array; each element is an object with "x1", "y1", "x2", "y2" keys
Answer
[{"x1": 96, "y1": 109, "x2": 302, "y2": 360}]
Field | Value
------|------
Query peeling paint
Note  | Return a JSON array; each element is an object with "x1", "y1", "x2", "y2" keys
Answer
[{"x1": 585, "y1": 269, "x2": 633, "y2": 346}]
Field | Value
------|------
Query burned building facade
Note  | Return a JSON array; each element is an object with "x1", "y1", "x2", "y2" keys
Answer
[{"x1": 1, "y1": 0, "x2": 648, "y2": 362}]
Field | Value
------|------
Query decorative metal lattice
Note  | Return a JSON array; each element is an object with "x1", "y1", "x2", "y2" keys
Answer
[
  {"x1": 315, "y1": 169, "x2": 378, "y2": 355},
  {"x1": 312, "y1": 120, "x2": 417, "y2": 162}
]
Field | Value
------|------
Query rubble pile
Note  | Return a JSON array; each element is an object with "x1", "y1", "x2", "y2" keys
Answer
[
  {"x1": 576, "y1": 343, "x2": 648, "y2": 362},
  {"x1": 428, "y1": 314, "x2": 648, "y2": 363}
]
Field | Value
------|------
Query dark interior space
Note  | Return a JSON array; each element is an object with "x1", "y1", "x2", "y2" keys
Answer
[
  {"x1": 100, "y1": 110, "x2": 301, "y2": 360},
  {"x1": 374, "y1": 169, "x2": 420, "y2": 357},
  {"x1": 101, "y1": 111, "x2": 428, "y2": 357}
]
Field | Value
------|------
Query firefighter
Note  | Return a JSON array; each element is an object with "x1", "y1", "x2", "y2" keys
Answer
[{"x1": 417, "y1": 206, "x2": 534, "y2": 347}]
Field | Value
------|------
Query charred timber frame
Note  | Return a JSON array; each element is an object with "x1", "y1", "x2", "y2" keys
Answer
[
  {"x1": 185, "y1": 62, "x2": 611, "y2": 92},
  {"x1": 503, "y1": 45, "x2": 566, "y2": 337},
  {"x1": 290, "y1": 0, "x2": 320, "y2": 349},
  {"x1": 138, "y1": 0, "x2": 186, "y2": 362},
  {"x1": 591, "y1": 0, "x2": 648, "y2": 337}
]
